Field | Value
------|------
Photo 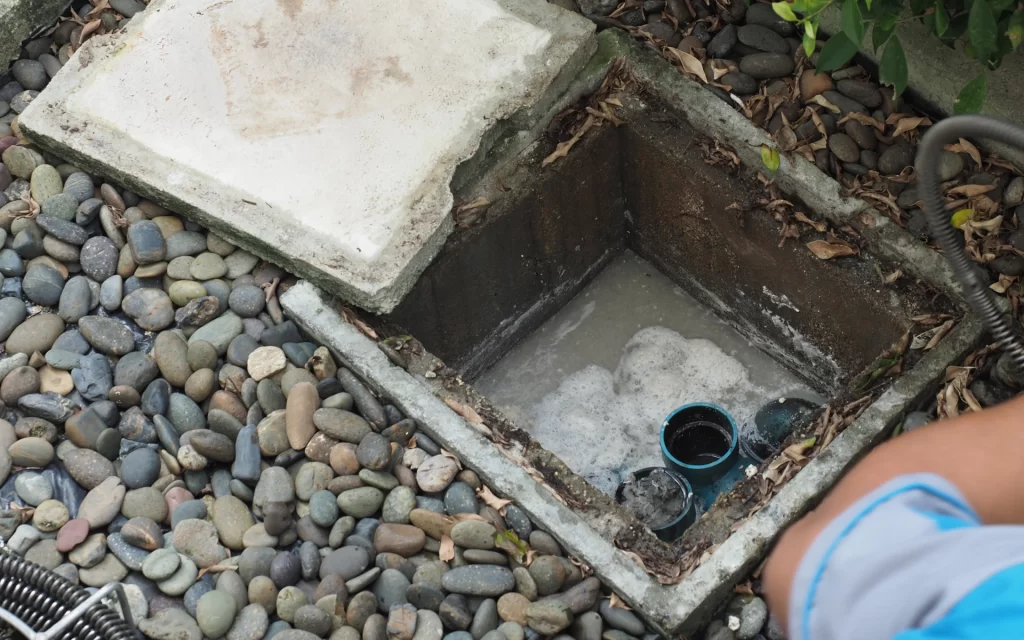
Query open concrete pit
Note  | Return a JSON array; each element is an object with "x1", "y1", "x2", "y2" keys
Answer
[
  {"x1": 284, "y1": 42, "x2": 985, "y2": 637},
  {"x1": 0, "y1": 1, "x2": 1004, "y2": 639}
]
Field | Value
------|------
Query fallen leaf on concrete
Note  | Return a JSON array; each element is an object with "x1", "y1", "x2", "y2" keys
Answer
[
  {"x1": 665, "y1": 47, "x2": 708, "y2": 82},
  {"x1": 806, "y1": 239, "x2": 857, "y2": 259},
  {"x1": 883, "y1": 269, "x2": 903, "y2": 284},
  {"x1": 795, "y1": 211, "x2": 827, "y2": 232},
  {"x1": 542, "y1": 115, "x2": 596, "y2": 167},
  {"x1": 783, "y1": 436, "x2": 816, "y2": 462},
  {"x1": 341, "y1": 307, "x2": 377, "y2": 339},
  {"x1": 444, "y1": 398, "x2": 484, "y2": 424},
  {"x1": 911, "y1": 320, "x2": 955, "y2": 350},
  {"x1": 455, "y1": 197, "x2": 490, "y2": 215},
  {"x1": 478, "y1": 485, "x2": 511, "y2": 512},
  {"x1": 586, "y1": 105, "x2": 624, "y2": 127},
  {"x1": 760, "y1": 145, "x2": 780, "y2": 172},
  {"x1": 439, "y1": 535, "x2": 455, "y2": 562}
]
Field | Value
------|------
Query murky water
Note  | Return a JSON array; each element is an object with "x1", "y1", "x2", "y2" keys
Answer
[{"x1": 474, "y1": 251, "x2": 823, "y2": 495}]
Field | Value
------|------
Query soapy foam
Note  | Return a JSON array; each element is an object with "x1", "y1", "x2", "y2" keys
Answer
[{"x1": 476, "y1": 252, "x2": 822, "y2": 495}]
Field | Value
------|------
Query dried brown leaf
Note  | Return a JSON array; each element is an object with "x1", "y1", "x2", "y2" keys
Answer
[
  {"x1": 992, "y1": 274, "x2": 1017, "y2": 294},
  {"x1": 840, "y1": 111, "x2": 885, "y2": 132},
  {"x1": 947, "y1": 184, "x2": 996, "y2": 198},
  {"x1": 806, "y1": 239, "x2": 857, "y2": 260},
  {"x1": 439, "y1": 535, "x2": 456, "y2": 562},
  {"x1": 440, "y1": 448, "x2": 463, "y2": 470},
  {"x1": 478, "y1": 485, "x2": 512, "y2": 512},
  {"x1": 609, "y1": 593, "x2": 633, "y2": 610},
  {"x1": 665, "y1": 47, "x2": 708, "y2": 82},
  {"x1": 542, "y1": 115, "x2": 596, "y2": 167},
  {"x1": 891, "y1": 116, "x2": 932, "y2": 138},
  {"x1": 341, "y1": 307, "x2": 377, "y2": 340},
  {"x1": 945, "y1": 138, "x2": 982, "y2": 168},
  {"x1": 809, "y1": 94, "x2": 840, "y2": 113},
  {"x1": 795, "y1": 211, "x2": 827, "y2": 232},
  {"x1": 883, "y1": 269, "x2": 903, "y2": 284},
  {"x1": 456, "y1": 197, "x2": 490, "y2": 215},
  {"x1": 78, "y1": 19, "x2": 102, "y2": 44},
  {"x1": 443, "y1": 397, "x2": 484, "y2": 424}
]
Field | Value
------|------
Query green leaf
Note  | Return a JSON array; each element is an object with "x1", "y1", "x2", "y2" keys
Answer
[
  {"x1": 871, "y1": 20, "x2": 896, "y2": 52},
  {"x1": 842, "y1": 0, "x2": 866, "y2": 44},
  {"x1": 817, "y1": 32, "x2": 860, "y2": 71},
  {"x1": 802, "y1": 28, "x2": 817, "y2": 56},
  {"x1": 969, "y1": 0, "x2": 998, "y2": 61},
  {"x1": 954, "y1": 71, "x2": 987, "y2": 113},
  {"x1": 991, "y1": 0, "x2": 1015, "y2": 14},
  {"x1": 951, "y1": 208, "x2": 974, "y2": 228},
  {"x1": 772, "y1": 1, "x2": 799, "y2": 21},
  {"x1": 935, "y1": 0, "x2": 950, "y2": 35},
  {"x1": 879, "y1": 37, "x2": 909, "y2": 95},
  {"x1": 1008, "y1": 10, "x2": 1024, "y2": 48},
  {"x1": 761, "y1": 145, "x2": 780, "y2": 172},
  {"x1": 865, "y1": 0, "x2": 872, "y2": 9}
]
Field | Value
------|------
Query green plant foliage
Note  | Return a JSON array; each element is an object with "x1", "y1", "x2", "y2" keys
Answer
[
  {"x1": 771, "y1": 0, "x2": 1017, "y2": 111},
  {"x1": 879, "y1": 37, "x2": 909, "y2": 95}
]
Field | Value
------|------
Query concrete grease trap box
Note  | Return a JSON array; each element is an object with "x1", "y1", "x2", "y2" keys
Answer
[
  {"x1": 282, "y1": 46, "x2": 981, "y2": 637},
  {"x1": 16, "y1": 1, "x2": 985, "y2": 634}
]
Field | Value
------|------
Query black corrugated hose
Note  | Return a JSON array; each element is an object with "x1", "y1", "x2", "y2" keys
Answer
[
  {"x1": 0, "y1": 552, "x2": 136, "y2": 640},
  {"x1": 916, "y1": 115, "x2": 1024, "y2": 371}
]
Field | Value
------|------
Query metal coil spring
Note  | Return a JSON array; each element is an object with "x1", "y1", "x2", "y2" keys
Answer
[
  {"x1": 916, "y1": 115, "x2": 1024, "y2": 372},
  {"x1": 0, "y1": 554, "x2": 136, "y2": 640}
]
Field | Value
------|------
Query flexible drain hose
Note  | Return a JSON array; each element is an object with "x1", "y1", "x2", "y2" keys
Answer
[
  {"x1": 916, "y1": 115, "x2": 1024, "y2": 371},
  {"x1": 0, "y1": 552, "x2": 137, "y2": 640}
]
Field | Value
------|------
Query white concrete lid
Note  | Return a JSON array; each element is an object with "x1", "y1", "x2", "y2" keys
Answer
[{"x1": 21, "y1": 0, "x2": 594, "y2": 312}]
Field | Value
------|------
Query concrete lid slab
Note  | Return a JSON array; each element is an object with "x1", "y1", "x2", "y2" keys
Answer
[{"x1": 19, "y1": 0, "x2": 594, "y2": 312}]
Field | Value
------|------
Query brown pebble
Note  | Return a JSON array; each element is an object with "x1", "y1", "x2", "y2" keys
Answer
[
  {"x1": 374, "y1": 524, "x2": 426, "y2": 557},
  {"x1": 164, "y1": 486, "x2": 194, "y2": 516},
  {"x1": 38, "y1": 365, "x2": 73, "y2": 395},
  {"x1": 55, "y1": 518, "x2": 90, "y2": 552},
  {"x1": 209, "y1": 390, "x2": 247, "y2": 423},
  {"x1": 304, "y1": 432, "x2": 337, "y2": 464},
  {"x1": 109, "y1": 385, "x2": 141, "y2": 408},
  {"x1": 286, "y1": 382, "x2": 319, "y2": 450},
  {"x1": 120, "y1": 516, "x2": 164, "y2": 550},
  {"x1": 329, "y1": 443, "x2": 360, "y2": 476},
  {"x1": 799, "y1": 68, "x2": 833, "y2": 102}
]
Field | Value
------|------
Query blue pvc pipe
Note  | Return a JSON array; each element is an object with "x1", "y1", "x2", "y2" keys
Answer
[{"x1": 660, "y1": 402, "x2": 739, "y2": 486}]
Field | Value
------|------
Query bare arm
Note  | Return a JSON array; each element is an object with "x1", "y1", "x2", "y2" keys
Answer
[{"x1": 763, "y1": 392, "x2": 1024, "y2": 629}]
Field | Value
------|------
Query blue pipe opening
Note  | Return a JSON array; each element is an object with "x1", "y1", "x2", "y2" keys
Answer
[{"x1": 660, "y1": 402, "x2": 740, "y2": 486}]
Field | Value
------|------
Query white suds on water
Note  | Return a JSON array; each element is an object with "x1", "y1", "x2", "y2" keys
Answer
[{"x1": 476, "y1": 252, "x2": 821, "y2": 495}]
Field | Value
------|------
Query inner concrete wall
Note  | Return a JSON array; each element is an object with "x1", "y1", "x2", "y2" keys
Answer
[
  {"x1": 387, "y1": 129, "x2": 625, "y2": 379},
  {"x1": 621, "y1": 106, "x2": 931, "y2": 392}
]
